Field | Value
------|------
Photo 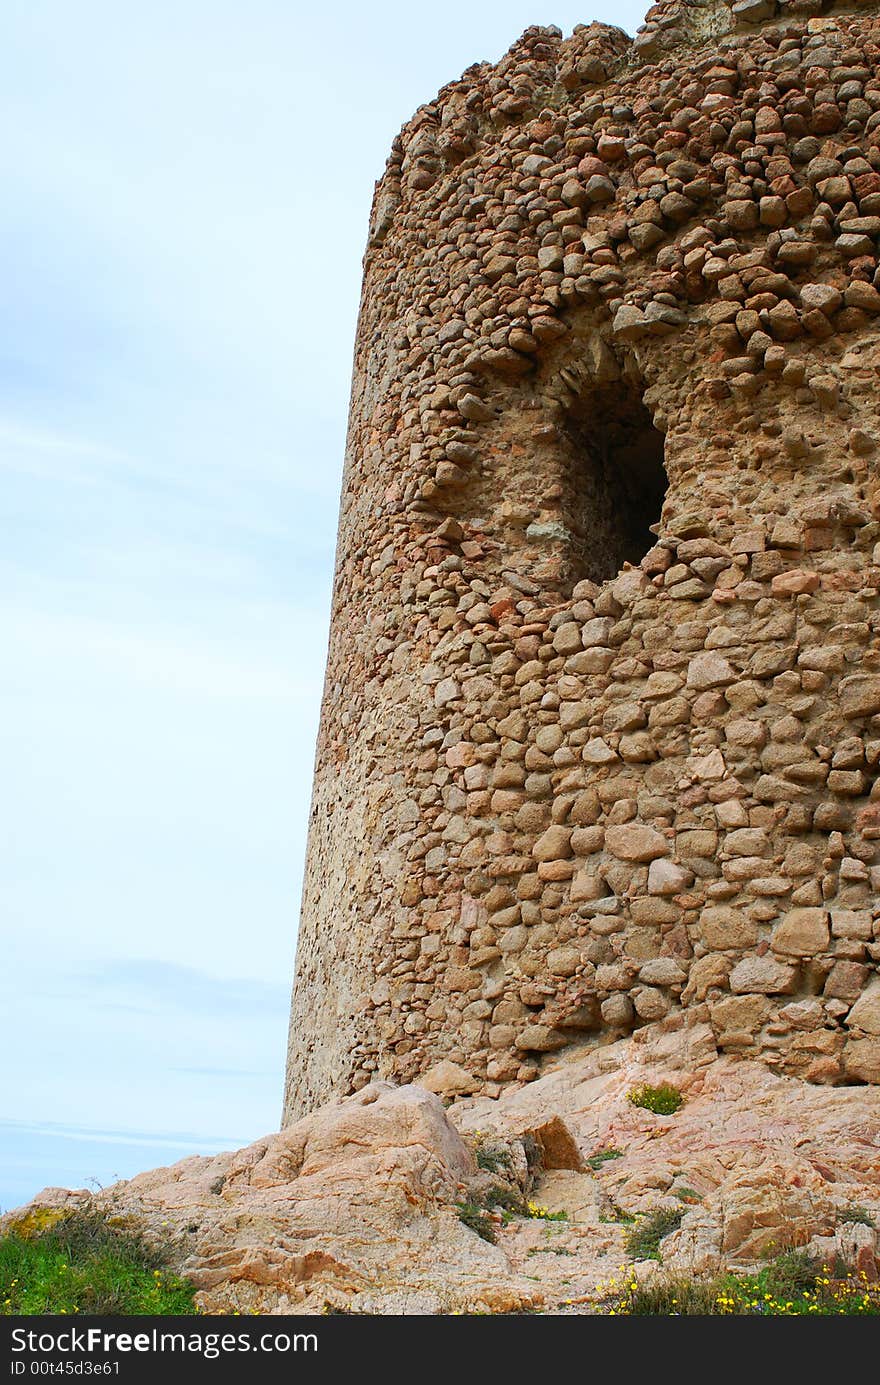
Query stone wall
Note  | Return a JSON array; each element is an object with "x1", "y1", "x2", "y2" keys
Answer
[{"x1": 284, "y1": 0, "x2": 880, "y2": 1121}]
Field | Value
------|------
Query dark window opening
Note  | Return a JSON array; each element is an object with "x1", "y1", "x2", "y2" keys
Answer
[{"x1": 560, "y1": 381, "x2": 667, "y2": 587}]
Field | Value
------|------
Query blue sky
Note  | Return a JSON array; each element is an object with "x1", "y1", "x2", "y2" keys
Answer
[{"x1": 0, "y1": 0, "x2": 646, "y2": 1212}]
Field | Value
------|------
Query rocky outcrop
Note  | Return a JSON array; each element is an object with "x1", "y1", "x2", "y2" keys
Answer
[
  {"x1": 5, "y1": 1084, "x2": 540, "y2": 1316},
  {"x1": 11, "y1": 1020, "x2": 880, "y2": 1313},
  {"x1": 286, "y1": 0, "x2": 880, "y2": 1116}
]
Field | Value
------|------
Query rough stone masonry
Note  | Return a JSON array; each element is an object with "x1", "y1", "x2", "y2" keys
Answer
[{"x1": 285, "y1": 0, "x2": 880, "y2": 1122}]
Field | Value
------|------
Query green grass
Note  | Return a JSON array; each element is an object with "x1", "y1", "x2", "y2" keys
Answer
[
  {"x1": 586, "y1": 1147, "x2": 623, "y2": 1172},
  {"x1": 1, "y1": 1207, "x2": 198, "y2": 1315},
  {"x1": 624, "y1": 1207, "x2": 684, "y2": 1261},
  {"x1": 626, "y1": 1083, "x2": 683, "y2": 1115},
  {"x1": 597, "y1": 1251, "x2": 880, "y2": 1315}
]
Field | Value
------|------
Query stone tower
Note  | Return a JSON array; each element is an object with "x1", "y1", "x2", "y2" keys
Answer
[{"x1": 284, "y1": 0, "x2": 880, "y2": 1122}]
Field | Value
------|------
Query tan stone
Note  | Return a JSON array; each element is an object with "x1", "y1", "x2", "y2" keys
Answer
[
  {"x1": 771, "y1": 569, "x2": 820, "y2": 596},
  {"x1": 532, "y1": 826, "x2": 573, "y2": 862},
  {"x1": 547, "y1": 946, "x2": 581, "y2": 977},
  {"x1": 633, "y1": 986, "x2": 670, "y2": 1020},
  {"x1": 723, "y1": 827, "x2": 770, "y2": 857},
  {"x1": 418, "y1": 1060, "x2": 478, "y2": 1097},
  {"x1": 729, "y1": 956, "x2": 798, "y2": 995},
  {"x1": 647, "y1": 859, "x2": 691, "y2": 895},
  {"x1": 846, "y1": 980, "x2": 880, "y2": 1036},
  {"x1": 843, "y1": 1037, "x2": 880, "y2": 1084},
  {"x1": 604, "y1": 823, "x2": 669, "y2": 863},
  {"x1": 638, "y1": 957, "x2": 688, "y2": 986},
  {"x1": 699, "y1": 906, "x2": 758, "y2": 950},
  {"x1": 683, "y1": 953, "x2": 731, "y2": 1002},
  {"x1": 824, "y1": 962, "x2": 869, "y2": 1004},
  {"x1": 515, "y1": 1024, "x2": 569, "y2": 1052},
  {"x1": 771, "y1": 908, "x2": 830, "y2": 957},
  {"x1": 571, "y1": 870, "x2": 603, "y2": 903},
  {"x1": 552, "y1": 623, "x2": 583, "y2": 656},
  {"x1": 687, "y1": 652, "x2": 737, "y2": 689},
  {"x1": 830, "y1": 910, "x2": 873, "y2": 940},
  {"x1": 841, "y1": 677, "x2": 880, "y2": 720},
  {"x1": 710, "y1": 993, "x2": 772, "y2": 1041}
]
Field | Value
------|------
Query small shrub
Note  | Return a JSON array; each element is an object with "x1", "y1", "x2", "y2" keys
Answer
[
  {"x1": 838, "y1": 1206, "x2": 876, "y2": 1229},
  {"x1": 476, "y1": 1148, "x2": 510, "y2": 1174},
  {"x1": 624, "y1": 1207, "x2": 684, "y2": 1261},
  {"x1": 455, "y1": 1200, "x2": 496, "y2": 1244},
  {"x1": 760, "y1": 1249, "x2": 822, "y2": 1299},
  {"x1": 0, "y1": 1207, "x2": 197, "y2": 1315},
  {"x1": 627, "y1": 1082, "x2": 683, "y2": 1115},
  {"x1": 587, "y1": 1147, "x2": 623, "y2": 1172},
  {"x1": 485, "y1": 1186, "x2": 526, "y2": 1217},
  {"x1": 456, "y1": 1180, "x2": 568, "y2": 1235}
]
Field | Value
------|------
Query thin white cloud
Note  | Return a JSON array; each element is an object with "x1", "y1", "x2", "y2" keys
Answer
[
  {"x1": 1, "y1": 601, "x2": 323, "y2": 699},
  {"x1": 87, "y1": 959, "x2": 290, "y2": 1016},
  {"x1": 0, "y1": 1118, "x2": 245, "y2": 1153},
  {"x1": 0, "y1": 418, "x2": 129, "y2": 466}
]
